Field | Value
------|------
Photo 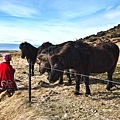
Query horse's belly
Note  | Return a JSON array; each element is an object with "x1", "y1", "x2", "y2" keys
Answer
[
  {"x1": 90, "y1": 55, "x2": 114, "y2": 73},
  {"x1": 90, "y1": 67, "x2": 110, "y2": 73}
]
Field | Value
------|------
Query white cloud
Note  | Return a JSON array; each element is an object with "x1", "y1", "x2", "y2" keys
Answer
[
  {"x1": 105, "y1": 11, "x2": 120, "y2": 19},
  {"x1": 104, "y1": 5, "x2": 120, "y2": 19},
  {"x1": 0, "y1": 1, "x2": 38, "y2": 18},
  {"x1": 51, "y1": 0, "x2": 101, "y2": 19}
]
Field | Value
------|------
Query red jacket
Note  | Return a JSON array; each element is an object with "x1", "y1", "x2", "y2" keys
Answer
[{"x1": 0, "y1": 62, "x2": 17, "y2": 90}]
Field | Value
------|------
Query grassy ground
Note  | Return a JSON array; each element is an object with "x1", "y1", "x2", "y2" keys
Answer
[{"x1": 0, "y1": 50, "x2": 120, "y2": 120}]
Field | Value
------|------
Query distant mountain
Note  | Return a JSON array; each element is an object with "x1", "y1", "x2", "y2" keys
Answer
[{"x1": 82, "y1": 24, "x2": 120, "y2": 45}]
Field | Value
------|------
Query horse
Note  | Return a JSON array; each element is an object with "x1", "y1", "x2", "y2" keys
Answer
[
  {"x1": 19, "y1": 42, "x2": 39, "y2": 76},
  {"x1": 47, "y1": 41, "x2": 119, "y2": 95},
  {"x1": 37, "y1": 41, "x2": 74, "y2": 85}
]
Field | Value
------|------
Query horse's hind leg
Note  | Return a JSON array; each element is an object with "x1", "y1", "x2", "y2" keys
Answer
[
  {"x1": 106, "y1": 73, "x2": 113, "y2": 91},
  {"x1": 106, "y1": 67, "x2": 116, "y2": 91},
  {"x1": 83, "y1": 76, "x2": 91, "y2": 95},
  {"x1": 74, "y1": 75, "x2": 80, "y2": 95}
]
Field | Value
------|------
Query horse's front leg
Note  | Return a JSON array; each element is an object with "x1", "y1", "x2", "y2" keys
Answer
[
  {"x1": 74, "y1": 75, "x2": 80, "y2": 95},
  {"x1": 31, "y1": 64, "x2": 34, "y2": 76},
  {"x1": 59, "y1": 73, "x2": 64, "y2": 85},
  {"x1": 83, "y1": 75, "x2": 91, "y2": 95},
  {"x1": 65, "y1": 70, "x2": 72, "y2": 85}
]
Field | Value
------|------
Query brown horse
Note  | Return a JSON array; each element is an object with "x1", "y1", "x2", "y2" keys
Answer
[
  {"x1": 37, "y1": 41, "x2": 74, "y2": 85},
  {"x1": 48, "y1": 41, "x2": 119, "y2": 95}
]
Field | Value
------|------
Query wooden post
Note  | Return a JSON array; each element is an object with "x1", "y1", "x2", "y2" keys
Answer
[{"x1": 28, "y1": 59, "x2": 31, "y2": 103}]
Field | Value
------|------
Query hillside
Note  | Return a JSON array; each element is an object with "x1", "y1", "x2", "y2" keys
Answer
[
  {"x1": 0, "y1": 24, "x2": 120, "y2": 120},
  {"x1": 83, "y1": 24, "x2": 120, "y2": 45}
]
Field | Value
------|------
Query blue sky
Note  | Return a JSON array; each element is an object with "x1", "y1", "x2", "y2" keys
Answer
[{"x1": 0, "y1": 0, "x2": 120, "y2": 45}]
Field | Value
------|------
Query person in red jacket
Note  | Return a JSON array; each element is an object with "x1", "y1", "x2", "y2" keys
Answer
[{"x1": 0, "y1": 53, "x2": 17, "y2": 97}]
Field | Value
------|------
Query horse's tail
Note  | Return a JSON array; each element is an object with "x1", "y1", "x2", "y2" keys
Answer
[
  {"x1": 112, "y1": 43, "x2": 119, "y2": 64},
  {"x1": 104, "y1": 42, "x2": 119, "y2": 64}
]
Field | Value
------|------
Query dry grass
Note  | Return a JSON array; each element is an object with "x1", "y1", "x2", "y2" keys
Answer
[{"x1": 0, "y1": 50, "x2": 120, "y2": 120}]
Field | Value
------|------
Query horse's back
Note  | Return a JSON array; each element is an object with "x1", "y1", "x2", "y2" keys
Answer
[
  {"x1": 90, "y1": 42, "x2": 119, "y2": 73},
  {"x1": 98, "y1": 42, "x2": 119, "y2": 62}
]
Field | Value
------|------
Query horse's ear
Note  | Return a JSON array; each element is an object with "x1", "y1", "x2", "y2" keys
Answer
[{"x1": 25, "y1": 42, "x2": 27, "y2": 44}]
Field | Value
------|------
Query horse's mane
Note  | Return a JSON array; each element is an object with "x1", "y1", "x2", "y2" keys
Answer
[
  {"x1": 25, "y1": 42, "x2": 38, "y2": 49},
  {"x1": 75, "y1": 40, "x2": 91, "y2": 50},
  {"x1": 37, "y1": 42, "x2": 53, "y2": 55},
  {"x1": 19, "y1": 42, "x2": 37, "y2": 50},
  {"x1": 41, "y1": 45, "x2": 61, "y2": 55},
  {"x1": 55, "y1": 40, "x2": 73, "y2": 46},
  {"x1": 57, "y1": 42, "x2": 81, "y2": 66},
  {"x1": 40, "y1": 41, "x2": 74, "y2": 56},
  {"x1": 58, "y1": 40, "x2": 91, "y2": 56},
  {"x1": 38, "y1": 42, "x2": 53, "y2": 49}
]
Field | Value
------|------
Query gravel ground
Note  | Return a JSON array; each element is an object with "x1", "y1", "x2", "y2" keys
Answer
[{"x1": 0, "y1": 51, "x2": 120, "y2": 120}]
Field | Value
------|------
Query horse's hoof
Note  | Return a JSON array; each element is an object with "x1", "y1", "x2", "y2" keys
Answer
[
  {"x1": 58, "y1": 82, "x2": 63, "y2": 85},
  {"x1": 68, "y1": 82, "x2": 72, "y2": 86},
  {"x1": 106, "y1": 87, "x2": 110, "y2": 91},
  {"x1": 106, "y1": 85, "x2": 112, "y2": 91},
  {"x1": 64, "y1": 82, "x2": 72, "y2": 86},
  {"x1": 110, "y1": 84, "x2": 116, "y2": 88},
  {"x1": 85, "y1": 92, "x2": 91, "y2": 97},
  {"x1": 106, "y1": 83, "x2": 115, "y2": 91},
  {"x1": 74, "y1": 91, "x2": 80, "y2": 95},
  {"x1": 85, "y1": 89, "x2": 91, "y2": 95}
]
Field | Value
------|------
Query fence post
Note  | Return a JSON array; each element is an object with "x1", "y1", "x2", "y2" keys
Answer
[{"x1": 28, "y1": 59, "x2": 31, "y2": 103}]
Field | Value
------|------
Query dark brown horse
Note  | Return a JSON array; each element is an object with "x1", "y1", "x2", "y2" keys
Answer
[
  {"x1": 37, "y1": 41, "x2": 74, "y2": 85},
  {"x1": 48, "y1": 41, "x2": 119, "y2": 95},
  {"x1": 19, "y1": 42, "x2": 39, "y2": 76}
]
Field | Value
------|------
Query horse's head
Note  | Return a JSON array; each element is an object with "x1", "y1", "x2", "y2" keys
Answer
[
  {"x1": 39, "y1": 60, "x2": 50, "y2": 75},
  {"x1": 48, "y1": 54, "x2": 65, "y2": 83},
  {"x1": 37, "y1": 53, "x2": 50, "y2": 75},
  {"x1": 19, "y1": 42, "x2": 29, "y2": 58}
]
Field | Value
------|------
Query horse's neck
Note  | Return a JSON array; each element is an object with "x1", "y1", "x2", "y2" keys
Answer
[
  {"x1": 27, "y1": 47, "x2": 38, "y2": 60},
  {"x1": 61, "y1": 49, "x2": 80, "y2": 69}
]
